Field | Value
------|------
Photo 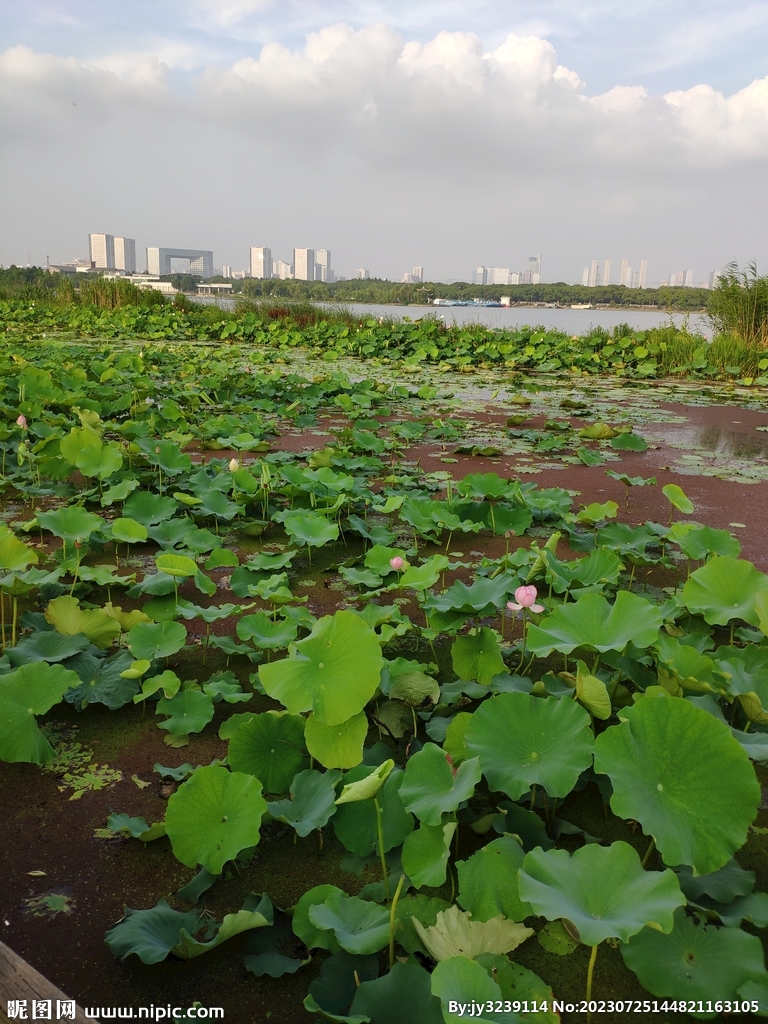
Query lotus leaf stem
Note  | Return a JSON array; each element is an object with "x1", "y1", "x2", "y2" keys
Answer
[
  {"x1": 640, "y1": 837, "x2": 656, "y2": 867},
  {"x1": 11, "y1": 596, "x2": 18, "y2": 648},
  {"x1": 586, "y1": 943, "x2": 599, "y2": 1017},
  {"x1": 388, "y1": 874, "x2": 406, "y2": 969},
  {"x1": 373, "y1": 795, "x2": 390, "y2": 903},
  {"x1": 529, "y1": 783, "x2": 537, "y2": 811}
]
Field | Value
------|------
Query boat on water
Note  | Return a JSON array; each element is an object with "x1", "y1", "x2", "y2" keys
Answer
[
  {"x1": 571, "y1": 303, "x2": 593, "y2": 309},
  {"x1": 431, "y1": 298, "x2": 502, "y2": 307}
]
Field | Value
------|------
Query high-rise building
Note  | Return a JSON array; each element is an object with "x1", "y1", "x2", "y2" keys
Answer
[
  {"x1": 315, "y1": 249, "x2": 333, "y2": 283},
  {"x1": 222, "y1": 266, "x2": 232, "y2": 279},
  {"x1": 709, "y1": 269, "x2": 721, "y2": 289},
  {"x1": 619, "y1": 259, "x2": 631, "y2": 287},
  {"x1": 293, "y1": 248, "x2": 315, "y2": 282},
  {"x1": 273, "y1": 260, "x2": 293, "y2": 279},
  {"x1": 582, "y1": 268, "x2": 590, "y2": 287},
  {"x1": 509, "y1": 272, "x2": 520, "y2": 286},
  {"x1": 684, "y1": 269, "x2": 694, "y2": 287},
  {"x1": 603, "y1": 259, "x2": 612, "y2": 287},
  {"x1": 355, "y1": 268, "x2": 369, "y2": 279},
  {"x1": 250, "y1": 247, "x2": 273, "y2": 280},
  {"x1": 638, "y1": 260, "x2": 648, "y2": 289},
  {"x1": 146, "y1": 247, "x2": 213, "y2": 278},
  {"x1": 89, "y1": 233, "x2": 115, "y2": 269},
  {"x1": 412, "y1": 266, "x2": 424, "y2": 283},
  {"x1": 528, "y1": 254, "x2": 542, "y2": 285},
  {"x1": 114, "y1": 237, "x2": 136, "y2": 273},
  {"x1": 631, "y1": 270, "x2": 640, "y2": 288},
  {"x1": 475, "y1": 267, "x2": 487, "y2": 285},
  {"x1": 588, "y1": 260, "x2": 600, "y2": 288}
]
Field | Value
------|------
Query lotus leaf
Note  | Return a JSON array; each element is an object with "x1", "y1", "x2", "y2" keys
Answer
[
  {"x1": 622, "y1": 907, "x2": 768, "y2": 1014},
  {"x1": 611, "y1": 432, "x2": 647, "y2": 451},
  {"x1": 165, "y1": 765, "x2": 267, "y2": 873},
  {"x1": 44, "y1": 596, "x2": 121, "y2": 650},
  {"x1": 518, "y1": 842, "x2": 684, "y2": 946},
  {"x1": 37, "y1": 506, "x2": 104, "y2": 545},
  {"x1": 401, "y1": 820, "x2": 456, "y2": 888},
  {"x1": 292, "y1": 884, "x2": 344, "y2": 952},
  {"x1": 0, "y1": 662, "x2": 80, "y2": 763},
  {"x1": 457, "y1": 836, "x2": 531, "y2": 922},
  {"x1": 594, "y1": 694, "x2": 760, "y2": 874},
  {"x1": 414, "y1": 905, "x2": 532, "y2": 964},
  {"x1": 6, "y1": 630, "x2": 90, "y2": 666},
  {"x1": 155, "y1": 553, "x2": 198, "y2": 578},
  {"x1": 305, "y1": 711, "x2": 368, "y2": 769},
  {"x1": 681, "y1": 557, "x2": 768, "y2": 626},
  {"x1": 268, "y1": 768, "x2": 341, "y2": 836},
  {"x1": 526, "y1": 591, "x2": 663, "y2": 656},
  {"x1": 122, "y1": 491, "x2": 178, "y2": 526},
  {"x1": 676, "y1": 526, "x2": 740, "y2": 561},
  {"x1": 156, "y1": 690, "x2": 215, "y2": 736},
  {"x1": 474, "y1": 955, "x2": 558, "y2": 1023},
  {"x1": 400, "y1": 742, "x2": 482, "y2": 825},
  {"x1": 227, "y1": 712, "x2": 308, "y2": 794},
  {"x1": 333, "y1": 766, "x2": 413, "y2": 855},
  {"x1": 349, "y1": 962, "x2": 443, "y2": 1024},
  {"x1": 431, "y1": 957, "x2": 514, "y2": 1024},
  {"x1": 309, "y1": 892, "x2": 390, "y2": 955},
  {"x1": 0, "y1": 530, "x2": 38, "y2": 571},
  {"x1": 394, "y1": 895, "x2": 451, "y2": 954},
  {"x1": 364, "y1": 545, "x2": 408, "y2": 576},
  {"x1": 443, "y1": 711, "x2": 472, "y2": 766},
  {"x1": 278, "y1": 510, "x2": 339, "y2": 548},
  {"x1": 259, "y1": 610, "x2": 383, "y2": 725},
  {"x1": 399, "y1": 555, "x2": 449, "y2": 591},
  {"x1": 244, "y1": 916, "x2": 312, "y2": 979},
  {"x1": 388, "y1": 670, "x2": 440, "y2": 707},
  {"x1": 110, "y1": 517, "x2": 148, "y2": 544},
  {"x1": 464, "y1": 692, "x2": 594, "y2": 801},
  {"x1": 451, "y1": 629, "x2": 506, "y2": 686},
  {"x1": 662, "y1": 483, "x2": 694, "y2": 514},
  {"x1": 237, "y1": 612, "x2": 298, "y2": 650},
  {"x1": 572, "y1": 660, "x2": 612, "y2": 719},
  {"x1": 127, "y1": 620, "x2": 187, "y2": 662},
  {"x1": 175, "y1": 894, "x2": 273, "y2": 959},
  {"x1": 63, "y1": 649, "x2": 139, "y2": 710},
  {"x1": 305, "y1": 950, "x2": 379, "y2": 1016}
]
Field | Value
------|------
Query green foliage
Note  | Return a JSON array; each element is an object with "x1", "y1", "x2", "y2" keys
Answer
[{"x1": 0, "y1": 663, "x2": 79, "y2": 763}]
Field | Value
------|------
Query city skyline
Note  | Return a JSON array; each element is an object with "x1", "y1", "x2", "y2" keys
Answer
[{"x1": 2, "y1": 5, "x2": 766, "y2": 282}]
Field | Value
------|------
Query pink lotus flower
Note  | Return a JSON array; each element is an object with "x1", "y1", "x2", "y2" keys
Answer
[
  {"x1": 390, "y1": 556, "x2": 404, "y2": 571},
  {"x1": 16, "y1": 414, "x2": 27, "y2": 429},
  {"x1": 507, "y1": 585, "x2": 544, "y2": 614}
]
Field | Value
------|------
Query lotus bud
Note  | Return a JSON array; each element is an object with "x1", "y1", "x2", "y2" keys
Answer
[
  {"x1": 507, "y1": 585, "x2": 544, "y2": 614},
  {"x1": 229, "y1": 458, "x2": 240, "y2": 472},
  {"x1": 16, "y1": 414, "x2": 27, "y2": 429},
  {"x1": 390, "y1": 556, "x2": 404, "y2": 571}
]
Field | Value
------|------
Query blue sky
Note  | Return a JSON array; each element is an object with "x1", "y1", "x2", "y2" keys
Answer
[{"x1": 1, "y1": 1, "x2": 767, "y2": 282}]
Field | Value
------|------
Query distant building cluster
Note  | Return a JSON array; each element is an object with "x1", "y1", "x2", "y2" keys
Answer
[
  {"x1": 250, "y1": 247, "x2": 335, "y2": 282},
  {"x1": 581, "y1": 259, "x2": 648, "y2": 289},
  {"x1": 402, "y1": 266, "x2": 423, "y2": 284},
  {"x1": 475, "y1": 255, "x2": 541, "y2": 287}
]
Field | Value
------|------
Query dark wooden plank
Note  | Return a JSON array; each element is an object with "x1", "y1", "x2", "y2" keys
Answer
[{"x1": 0, "y1": 941, "x2": 97, "y2": 1023}]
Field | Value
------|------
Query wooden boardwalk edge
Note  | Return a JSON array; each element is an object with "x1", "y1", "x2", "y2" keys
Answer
[{"x1": 0, "y1": 941, "x2": 98, "y2": 1023}]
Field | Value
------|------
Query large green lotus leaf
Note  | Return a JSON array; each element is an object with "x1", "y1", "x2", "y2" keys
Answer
[
  {"x1": 431, "y1": 957, "x2": 515, "y2": 1024},
  {"x1": 7, "y1": 630, "x2": 91, "y2": 666},
  {"x1": 349, "y1": 962, "x2": 443, "y2": 1024},
  {"x1": 156, "y1": 553, "x2": 198, "y2": 578},
  {"x1": 227, "y1": 711, "x2": 308, "y2": 794},
  {"x1": 394, "y1": 895, "x2": 451, "y2": 954},
  {"x1": 105, "y1": 899, "x2": 201, "y2": 964},
  {"x1": 399, "y1": 555, "x2": 450, "y2": 592},
  {"x1": 63, "y1": 649, "x2": 138, "y2": 710},
  {"x1": 77, "y1": 439, "x2": 123, "y2": 480},
  {"x1": 674, "y1": 858, "x2": 755, "y2": 903},
  {"x1": 127, "y1": 620, "x2": 187, "y2": 661},
  {"x1": 654, "y1": 636, "x2": 729, "y2": 696},
  {"x1": 475, "y1": 955, "x2": 558, "y2": 1024},
  {"x1": 401, "y1": 821, "x2": 457, "y2": 889},
  {"x1": 306, "y1": 950, "x2": 379, "y2": 1016},
  {"x1": 37, "y1": 506, "x2": 104, "y2": 544},
  {"x1": 518, "y1": 842, "x2": 684, "y2": 946},
  {"x1": 175, "y1": 893, "x2": 273, "y2": 959},
  {"x1": 309, "y1": 892, "x2": 390, "y2": 955},
  {"x1": 457, "y1": 836, "x2": 531, "y2": 922},
  {"x1": 662, "y1": 483, "x2": 694, "y2": 514},
  {"x1": 464, "y1": 692, "x2": 594, "y2": 801},
  {"x1": 259, "y1": 610, "x2": 383, "y2": 725},
  {"x1": 156, "y1": 690, "x2": 215, "y2": 736},
  {"x1": 111, "y1": 517, "x2": 148, "y2": 544},
  {"x1": 165, "y1": 765, "x2": 267, "y2": 873},
  {"x1": 44, "y1": 595, "x2": 121, "y2": 650},
  {"x1": 237, "y1": 612, "x2": 297, "y2": 650},
  {"x1": 268, "y1": 769, "x2": 341, "y2": 837},
  {"x1": 594, "y1": 695, "x2": 760, "y2": 874},
  {"x1": 142, "y1": 439, "x2": 192, "y2": 476},
  {"x1": 426, "y1": 575, "x2": 513, "y2": 616},
  {"x1": 526, "y1": 591, "x2": 663, "y2": 657},
  {"x1": 123, "y1": 491, "x2": 179, "y2": 526},
  {"x1": 681, "y1": 557, "x2": 768, "y2": 626},
  {"x1": 292, "y1": 884, "x2": 344, "y2": 952},
  {"x1": 280, "y1": 510, "x2": 339, "y2": 548},
  {"x1": 305, "y1": 711, "x2": 368, "y2": 769},
  {"x1": 0, "y1": 663, "x2": 80, "y2": 763},
  {"x1": 451, "y1": 628, "x2": 506, "y2": 686},
  {"x1": 622, "y1": 907, "x2": 767, "y2": 1014},
  {"x1": 0, "y1": 531, "x2": 38, "y2": 571},
  {"x1": 676, "y1": 526, "x2": 741, "y2": 561},
  {"x1": 400, "y1": 742, "x2": 482, "y2": 825},
  {"x1": 388, "y1": 671, "x2": 440, "y2": 707},
  {"x1": 333, "y1": 766, "x2": 413, "y2": 856}
]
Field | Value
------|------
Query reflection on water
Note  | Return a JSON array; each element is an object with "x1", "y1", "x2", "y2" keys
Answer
[{"x1": 696, "y1": 426, "x2": 768, "y2": 459}]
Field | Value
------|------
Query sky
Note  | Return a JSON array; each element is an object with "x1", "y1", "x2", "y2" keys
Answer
[{"x1": 1, "y1": 0, "x2": 767, "y2": 285}]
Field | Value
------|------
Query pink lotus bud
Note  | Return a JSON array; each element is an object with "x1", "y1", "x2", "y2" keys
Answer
[
  {"x1": 507, "y1": 585, "x2": 544, "y2": 614},
  {"x1": 229, "y1": 458, "x2": 240, "y2": 472},
  {"x1": 16, "y1": 415, "x2": 27, "y2": 429},
  {"x1": 390, "y1": 556, "x2": 404, "y2": 571}
]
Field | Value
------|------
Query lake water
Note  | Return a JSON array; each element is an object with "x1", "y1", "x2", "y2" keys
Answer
[{"x1": 190, "y1": 296, "x2": 711, "y2": 337}]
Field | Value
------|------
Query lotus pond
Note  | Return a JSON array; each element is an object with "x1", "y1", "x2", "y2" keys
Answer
[{"x1": 1, "y1": 331, "x2": 768, "y2": 1024}]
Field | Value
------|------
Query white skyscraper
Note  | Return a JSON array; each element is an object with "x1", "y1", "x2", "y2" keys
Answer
[
  {"x1": 89, "y1": 233, "x2": 115, "y2": 269},
  {"x1": 293, "y1": 248, "x2": 316, "y2": 281},
  {"x1": 588, "y1": 260, "x2": 600, "y2": 287},
  {"x1": 638, "y1": 260, "x2": 648, "y2": 289},
  {"x1": 475, "y1": 267, "x2": 487, "y2": 285},
  {"x1": 250, "y1": 247, "x2": 272, "y2": 279},
  {"x1": 315, "y1": 249, "x2": 333, "y2": 283},
  {"x1": 273, "y1": 260, "x2": 293, "y2": 279},
  {"x1": 684, "y1": 269, "x2": 694, "y2": 287},
  {"x1": 355, "y1": 268, "x2": 369, "y2": 279},
  {"x1": 411, "y1": 266, "x2": 424, "y2": 283},
  {"x1": 619, "y1": 260, "x2": 632, "y2": 287},
  {"x1": 581, "y1": 268, "x2": 589, "y2": 286},
  {"x1": 603, "y1": 259, "x2": 612, "y2": 287},
  {"x1": 114, "y1": 237, "x2": 136, "y2": 273}
]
